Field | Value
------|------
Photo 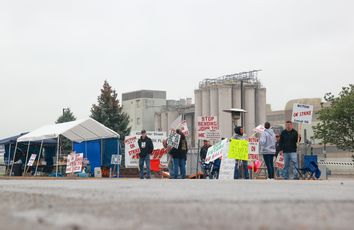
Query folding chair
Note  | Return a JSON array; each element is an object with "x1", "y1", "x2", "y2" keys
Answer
[{"x1": 296, "y1": 155, "x2": 320, "y2": 180}]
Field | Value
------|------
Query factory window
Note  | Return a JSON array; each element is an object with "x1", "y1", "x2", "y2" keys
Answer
[
  {"x1": 136, "y1": 100, "x2": 140, "y2": 108},
  {"x1": 137, "y1": 117, "x2": 141, "y2": 125}
]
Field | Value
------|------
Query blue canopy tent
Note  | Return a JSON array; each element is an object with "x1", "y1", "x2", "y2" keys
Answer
[
  {"x1": 73, "y1": 138, "x2": 121, "y2": 175},
  {"x1": 0, "y1": 133, "x2": 57, "y2": 176}
]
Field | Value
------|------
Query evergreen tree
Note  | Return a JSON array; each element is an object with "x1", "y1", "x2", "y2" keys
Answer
[
  {"x1": 90, "y1": 80, "x2": 131, "y2": 140},
  {"x1": 56, "y1": 108, "x2": 76, "y2": 124}
]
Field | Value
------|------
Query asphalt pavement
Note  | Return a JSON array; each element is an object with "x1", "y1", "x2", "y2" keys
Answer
[{"x1": 0, "y1": 178, "x2": 353, "y2": 230}]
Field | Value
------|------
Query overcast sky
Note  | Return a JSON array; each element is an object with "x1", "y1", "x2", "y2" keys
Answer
[{"x1": 0, "y1": 0, "x2": 353, "y2": 138}]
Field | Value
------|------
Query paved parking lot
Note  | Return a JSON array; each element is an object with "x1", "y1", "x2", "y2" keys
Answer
[{"x1": 0, "y1": 179, "x2": 353, "y2": 230}]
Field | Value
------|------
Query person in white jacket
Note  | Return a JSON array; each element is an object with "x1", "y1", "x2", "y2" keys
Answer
[{"x1": 259, "y1": 122, "x2": 276, "y2": 179}]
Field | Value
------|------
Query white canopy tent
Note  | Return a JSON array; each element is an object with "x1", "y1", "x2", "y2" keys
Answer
[
  {"x1": 11, "y1": 118, "x2": 120, "y2": 177},
  {"x1": 17, "y1": 118, "x2": 119, "y2": 143}
]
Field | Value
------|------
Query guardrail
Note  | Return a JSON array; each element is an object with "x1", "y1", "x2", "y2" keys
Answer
[{"x1": 318, "y1": 161, "x2": 354, "y2": 167}]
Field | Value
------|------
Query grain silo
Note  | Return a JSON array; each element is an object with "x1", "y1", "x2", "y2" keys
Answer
[{"x1": 195, "y1": 70, "x2": 266, "y2": 139}]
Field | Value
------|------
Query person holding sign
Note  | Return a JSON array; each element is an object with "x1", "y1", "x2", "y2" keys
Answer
[
  {"x1": 138, "y1": 130, "x2": 154, "y2": 179},
  {"x1": 200, "y1": 140, "x2": 211, "y2": 162},
  {"x1": 170, "y1": 129, "x2": 188, "y2": 179},
  {"x1": 233, "y1": 126, "x2": 249, "y2": 179},
  {"x1": 279, "y1": 121, "x2": 301, "y2": 180},
  {"x1": 259, "y1": 122, "x2": 276, "y2": 179},
  {"x1": 275, "y1": 134, "x2": 283, "y2": 178}
]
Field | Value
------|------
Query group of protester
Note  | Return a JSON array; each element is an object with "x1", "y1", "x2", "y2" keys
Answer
[
  {"x1": 137, "y1": 120, "x2": 301, "y2": 180},
  {"x1": 137, "y1": 129, "x2": 188, "y2": 179},
  {"x1": 260, "y1": 120, "x2": 301, "y2": 180}
]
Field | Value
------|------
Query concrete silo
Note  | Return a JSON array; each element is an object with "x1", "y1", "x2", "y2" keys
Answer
[
  {"x1": 244, "y1": 87, "x2": 256, "y2": 135},
  {"x1": 218, "y1": 86, "x2": 233, "y2": 138},
  {"x1": 201, "y1": 89, "x2": 210, "y2": 116},
  {"x1": 256, "y1": 88, "x2": 267, "y2": 127},
  {"x1": 209, "y1": 87, "x2": 219, "y2": 117},
  {"x1": 195, "y1": 70, "x2": 266, "y2": 141}
]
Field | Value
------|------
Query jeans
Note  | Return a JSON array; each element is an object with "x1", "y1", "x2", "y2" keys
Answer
[
  {"x1": 263, "y1": 154, "x2": 275, "y2": 179},
  {"x1": 234, "y1": 160, "x2": 249, "y2": 179},
  {"x1": 283, "y1": 152, "x2": 299, "y2": 179},
  {"x1": 172, "y1": 158, "x2": 186, "y2": 179},
  {"x1": 276, "y1": 167, "x2": 283, "y2": 178},
  {"x1": 139, "y1": 155, "x2": 151, "y2": 179},
  {"x1": 168, "y1": 156, "x2": 175, "y2": 178}
]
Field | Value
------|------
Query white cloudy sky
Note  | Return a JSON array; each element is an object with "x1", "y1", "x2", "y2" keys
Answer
[{"x1": 0, "y1": 0, "x2": 353, "y2": 138}]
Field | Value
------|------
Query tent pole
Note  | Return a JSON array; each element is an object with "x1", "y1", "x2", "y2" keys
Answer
[
  {"x1": 23, "y1": 141, "x2": 31, "y2": 176},
  {"x1": 7, "y1": 143, "x2": 11, "y2": 172},
  {"x1": 56, "y1": 136, "x2": 60, "y2": 177},
  {"x1": 34, "y1": 140, "x2": 44, "y2": 177},
  {"x1": 9, "y1": 141, "x2": 18, "y2": 177},
  {"x1": 85, "y1": 141, "x2": 87, "y2": 159},
  {"x1": 117, "y1": 138, "x2": 120, "y2": 179}
]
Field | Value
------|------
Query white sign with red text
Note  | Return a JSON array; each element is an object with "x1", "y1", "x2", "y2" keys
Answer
[
  {"x1": 197, "y1": 116, "x2": 220, "y2": 140},
  {"x1": 248, "y1": 138, "x2": 259, "y2": 155},
  {"x1": 125, "y1": 131, "x2": 167, "y2": 168},
  {"x1": 292, "y1": 103, "x2": 314, "y2": 124},
  {"x1": 66, "y1": 153, "x2": 84, "y2": 174}
]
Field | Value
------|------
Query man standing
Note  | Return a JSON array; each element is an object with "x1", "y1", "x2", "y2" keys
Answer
[
  {"x1": 138, "y1": 130, "x2": 154, "y2": 179},
  {"x1": 279, "y1": 121, "x2": 301, "y2": 180},
  {"x1": 259, "y1": 122, "x2": 276, "y2": 179},
  {"x1": 200, "y1": 140, "x2": 211, "y2": 162}
]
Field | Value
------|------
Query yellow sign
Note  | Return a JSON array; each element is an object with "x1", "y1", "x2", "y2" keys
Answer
[{"x1": 228, "y1": 139, "x2": 249, "y2": 160}]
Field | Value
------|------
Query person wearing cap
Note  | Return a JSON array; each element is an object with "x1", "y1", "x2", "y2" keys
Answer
[
  {"x1": 138, "y1": 130, "x2": 154, "y2": 179},
  {"x1": 200, "y1": 140, "x2": 211, "y2": 162}
]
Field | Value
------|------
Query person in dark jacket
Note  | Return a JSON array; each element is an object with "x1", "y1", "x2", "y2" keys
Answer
[
  {"x1": 279, "y1": 121, "x2": 301, "y2": 180},
  {"x1": 200, "y1": 140, "x2": 211, "y2": 162},
  {"x1": 170, "y1": 129, "x2": 188, "y2": 179},
  {"x1": 138, "y1": 130, "x2": 154, "y2": 179}
]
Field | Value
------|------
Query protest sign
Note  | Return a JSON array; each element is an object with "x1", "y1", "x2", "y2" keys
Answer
[
  {"x1": 124, "y1": 136, "x2": 141, "y2": 162},
  {"x1": 218, "y1": 142, "x2": 235, "y2": 180},
  {"x1": 66, "y1": 153, "x2": 84, "y2": 174},
  {"x1": 248, "y1": 154, "x2": 260, "y2": 161},
  {"x1": 292, "y1": 103, "x2": 314, "y2": 124},
  {"x1": 275, "y1": 153, "x2": 285, "y2": 169},
  {"x1": 228, "y1": 139, "x2": 249, "y2": 161},
  {"x1": 125, "y1": 131, "x2": 167, "y2": 168},
  {"x1": 197, "y1": 116, "x2": 219, "y2": 140},
  {"x1": 253, "y1": 125, "x2": 265, "y2": 133},
  {"x1": 170, "y1": 115, "x2": 182, "y2": 130},
  {"x1": 111, "y1": 154, "x2": 121, "y2": 165},
  {"x1": 248, "y1": 138, "x2": 259, "y2": 155},
  {"x1": 27, "y1": 154, "x2": 37, "y2": 167},
  {"x1": 0, "y1": 145, "x2": 4, "y2": 165},
  {"x1": 176, "y1": 120, "x2": 190, "y2": 137},
  {"x1": 167, "y1": 130, "x2": 181, "y2": 149},
  {"x1": 205, "y1": 138, "x2": 228, "y2": 163},
  {"x1": 204, "y1": 129, "x2": 221, "y2": 141}
]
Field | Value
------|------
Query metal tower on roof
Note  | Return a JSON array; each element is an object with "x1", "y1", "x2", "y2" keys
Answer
[{"x1": 199, "y1": 70, "x2": 262, "y2": 88}]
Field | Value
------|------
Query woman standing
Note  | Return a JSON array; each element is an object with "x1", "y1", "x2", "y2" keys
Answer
[
  {"x1": 233, "y1": 126, "x2": 249, "y2": 179},
  {"x1": 259, "y1": 122, "x2": 276, "y2": 179}
]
